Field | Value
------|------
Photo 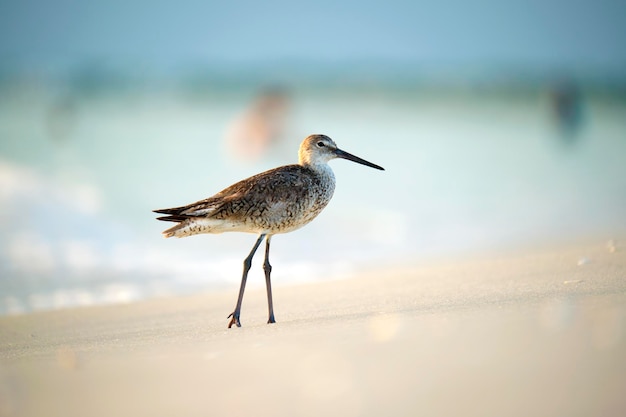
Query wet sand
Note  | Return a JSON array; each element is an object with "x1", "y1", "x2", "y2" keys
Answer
[{"x1": 1, "y1": 239, "x2": 625, "y2": 417}]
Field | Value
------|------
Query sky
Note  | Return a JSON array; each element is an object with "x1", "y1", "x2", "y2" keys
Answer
[{"x1": 1, "y1": 0, "x2": 625, "y2": 77}]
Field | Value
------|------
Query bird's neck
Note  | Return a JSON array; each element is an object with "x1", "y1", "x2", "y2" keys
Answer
[{"x1": 302, "y1": 161, "x2": 333, "y2": 176}]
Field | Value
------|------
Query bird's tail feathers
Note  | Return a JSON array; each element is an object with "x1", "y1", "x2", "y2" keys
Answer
[
  {"x1": 156, "y1": 215, "x2": 189, "y2": 223},
  {"x1": 153, "y1": 207, "x2": 186, "y2": 215},
  {"x1": 154, "y1": 204, "x2": 229, "y2": 238},
  {"x1": 154, "y1": 207, "x2": 194, "y2": 237}
]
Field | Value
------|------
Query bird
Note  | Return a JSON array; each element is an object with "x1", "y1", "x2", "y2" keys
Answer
[{"x1": 153, "y1": 134, "x2": 384, "y2": 328}]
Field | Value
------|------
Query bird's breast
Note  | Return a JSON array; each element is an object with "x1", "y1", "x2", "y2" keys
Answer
[{"x1": 256, "y1": 167, "x2": 336, "y2": 234}]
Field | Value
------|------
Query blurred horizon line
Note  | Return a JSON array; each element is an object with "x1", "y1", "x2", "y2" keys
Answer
[{"x1": 1, "y1": 59, "x2": 626, "y2": 94}]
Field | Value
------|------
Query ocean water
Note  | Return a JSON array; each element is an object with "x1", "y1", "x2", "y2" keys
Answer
[{"x1": 1, "y1": 81, "x2": 625, "y2": 314}]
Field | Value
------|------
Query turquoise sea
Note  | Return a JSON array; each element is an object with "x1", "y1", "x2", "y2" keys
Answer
[{"x1": 1, "y1": 77, "x2": 625, "y2": 314}]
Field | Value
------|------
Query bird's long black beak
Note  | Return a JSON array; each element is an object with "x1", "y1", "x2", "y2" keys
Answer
[{"x1": 334, "y1": 148, "x2": 385, "y2": 171}]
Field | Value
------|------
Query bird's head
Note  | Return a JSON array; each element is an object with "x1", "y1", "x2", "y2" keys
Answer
[{"x1": 298, "y1": 134, "x2": 384, "y2": 171}]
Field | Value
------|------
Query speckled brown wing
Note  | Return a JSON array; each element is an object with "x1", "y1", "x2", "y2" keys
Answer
[
  {"x1": 155, "y1": 165, "x2": 325, "y2": 229},
  {"x1": 206, "y1": 165, "x2": 327, "y2": 231}
]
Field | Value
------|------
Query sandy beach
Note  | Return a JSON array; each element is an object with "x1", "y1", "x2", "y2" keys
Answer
[
  {"x1": 2, "y1": 2, "x2": 626, "y2": 416},
  {"x1": 1, "y1": 238, "x2": 625, "y2": 417}
]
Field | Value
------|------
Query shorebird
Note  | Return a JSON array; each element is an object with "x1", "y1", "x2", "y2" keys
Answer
[{"x1": 154, "y1": 134, "x2": 384, "y2": 328}]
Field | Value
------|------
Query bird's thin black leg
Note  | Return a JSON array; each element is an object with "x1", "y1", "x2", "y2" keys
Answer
[
  {"x1": 228, "y1": 234, "x2": 266, "y2": 328},
  {"x1": 263, "y1": 235, "x2": 276, "y2": 324}
]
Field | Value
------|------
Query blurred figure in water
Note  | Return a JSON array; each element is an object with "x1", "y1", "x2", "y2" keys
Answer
[
  {"x1": 224, "y1": 87, "x2": 292, "y2": 163},
  {"x1": 549, "y1": 79, "x2": 584, "y2": 145},
  {"x1": 45, "y1": 93, "x2": 78, "y2": 145}
]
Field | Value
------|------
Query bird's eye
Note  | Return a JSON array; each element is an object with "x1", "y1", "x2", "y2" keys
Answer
[{"x1": 316, "y1": 141, "x2": 325, "y2": 148}]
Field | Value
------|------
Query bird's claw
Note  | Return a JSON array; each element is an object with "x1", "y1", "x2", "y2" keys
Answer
[{"x1": 227, "y1": 312, "x2": 241, "y2": 328}]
